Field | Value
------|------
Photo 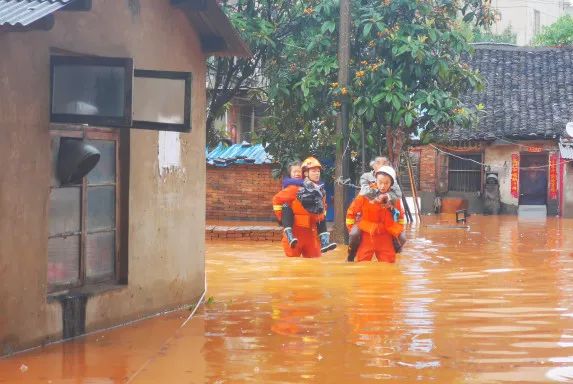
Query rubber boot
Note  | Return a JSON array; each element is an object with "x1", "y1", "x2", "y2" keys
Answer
[
  {"x1": 319, "y1": 232, "x2": 337, "y2": 253},
  {"x1": 284, "y1": 227, "x2": 298, "y2": 248},
  {"x1": 347, "y1": 225, "x2": 361, "y2": 262}
]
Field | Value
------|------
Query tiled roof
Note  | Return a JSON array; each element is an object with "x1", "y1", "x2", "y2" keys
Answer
[
  {"x1": 0, "y1": 0, "x2": 77, "y2": 26},
  {"x1": 206, "y1": 142, "x2": 273, "y2": 167},
  {"x1": 445, "y1": 44, "x2": 573, "y2": 141}
]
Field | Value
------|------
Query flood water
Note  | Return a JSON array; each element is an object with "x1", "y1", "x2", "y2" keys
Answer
[{"x1": 2, "y1": 215, "x2": 573, "y2": 383}]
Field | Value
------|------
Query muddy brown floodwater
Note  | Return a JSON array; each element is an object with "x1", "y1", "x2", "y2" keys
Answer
[{"x1": 2, "y1": 215, "x2": 573, "y2": 383}]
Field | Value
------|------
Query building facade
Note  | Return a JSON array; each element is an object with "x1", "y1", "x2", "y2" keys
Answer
[
  {"x1": 492, "y1": 0, "x2": 571, "y2": 45},
  {"x1": 410, "y1": 45, "x2": 573, "y2": 217},
  {"x1": 0, "y1": 0, "x2": 248, "y2": 355}
]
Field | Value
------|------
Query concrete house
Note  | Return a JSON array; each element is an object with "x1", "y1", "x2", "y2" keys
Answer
[
  {"x1": 0, "y1": 0, "x2": 249, "y2": 355},
  {"x1": 491, "y1": 0, "x2": 570, "y2": 45},
  {"x1": 411, "y1": 44, "x2": 573, "y2": 217}
]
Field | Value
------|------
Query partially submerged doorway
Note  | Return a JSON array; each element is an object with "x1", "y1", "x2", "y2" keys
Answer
[{"x1": 519, "y1": 153, "x2": 548, "y2": 206}]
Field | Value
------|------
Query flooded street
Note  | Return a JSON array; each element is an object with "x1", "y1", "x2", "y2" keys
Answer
[{"x1": 3, "y1": 215, "x2": 573, "y2": 383}]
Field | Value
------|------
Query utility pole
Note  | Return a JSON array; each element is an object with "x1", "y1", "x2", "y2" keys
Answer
[
  {"x1": 333, "y1": 0, "x2": 351, "y2": 244},
  {"x1": 361, "y1": 120, "x2": 366, "y2": 174}
]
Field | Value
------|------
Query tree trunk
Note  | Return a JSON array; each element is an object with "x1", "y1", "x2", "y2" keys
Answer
[
  {"x1": 386, "y1": 126, "x2": 405, "y2": 170},
  {"x1": 206, "y1": 114, "x2": 217, "y2": 147}
]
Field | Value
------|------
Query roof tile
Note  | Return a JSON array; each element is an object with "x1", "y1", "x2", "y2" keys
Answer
[{"x1": 446, "y1": 44, "x2": 573, "y2": 141}]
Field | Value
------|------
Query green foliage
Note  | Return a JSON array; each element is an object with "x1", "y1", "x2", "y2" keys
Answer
[
  {"x1": 258, "y1": 0, "x2": 494, "y2": 171},
  {"x1": 206, "y1": 1, "x2": 308, "y2": 146},
  {"x1": 464, "y1": 23, "x2": 517, "y2": 44},
  {"x1": 214, "y1": 0, "x2": 494, "y2": 173},
  {"x1": 533, "y1": 15, "x2": 573, "y2": 47}
]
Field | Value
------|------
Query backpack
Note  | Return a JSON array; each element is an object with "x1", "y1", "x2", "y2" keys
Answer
[{"x1": 297, "y1": 181, "x2": 325, "y2": 214}]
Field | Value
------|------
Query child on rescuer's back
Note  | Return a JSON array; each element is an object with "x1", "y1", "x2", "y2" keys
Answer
[
  {"x1": 345, "y1": 166, "x2": 405, "y2": 263},
  {"x1": 273, "y1": 158, "x2": 336, "y2": 254}
]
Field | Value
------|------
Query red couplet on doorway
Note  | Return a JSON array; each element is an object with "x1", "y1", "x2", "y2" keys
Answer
[
  {"x1": 511, "y1": 154, "x2": 519, "y2": 198},
  {"x1": 549, "y1": 153, "x2": 558, "y2": 200}
]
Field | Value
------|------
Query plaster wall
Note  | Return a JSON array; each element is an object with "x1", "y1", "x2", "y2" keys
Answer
[
  {"x1": 563, "y1": 163, "x2": 573, "y2": 218},
  {"x1": 484, "y1": 145, "x2": 519, "y2": 208},
  {"x1": 484, "y1": 141, "x2": 559, "y2": 212},
  {"x1": 0, "y1": 0, "x2": 206, "y2": 354},
  {"x1": 492, "y1": 0, "x2": 564, "y2": 45}
]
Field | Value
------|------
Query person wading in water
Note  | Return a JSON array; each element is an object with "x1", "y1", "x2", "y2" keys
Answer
[
  {"x1": 345, "y1": 166, "x2": 405, "y2": 263},
  {"x1": 272, "y1": 157, "x2": 336, "y2": 258}
]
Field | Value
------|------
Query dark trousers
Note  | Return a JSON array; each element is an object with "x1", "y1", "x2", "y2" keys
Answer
[{"x1": 282, "y1": 204, "x2": 327, "y2": 233}]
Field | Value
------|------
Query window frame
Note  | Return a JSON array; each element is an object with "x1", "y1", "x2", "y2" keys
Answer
[
  {"x1": 132, "y1": 69, "x2": 192, "y2": 132},
  {"x1": 48, "y1": 125, "x2": 125, "y2": 294},
  {"x1": 447, "y1": 152, "x2": 483, "y2": 193},
  {"x1": 49, "y1": 55, "x2": 134, "y2": 127}
]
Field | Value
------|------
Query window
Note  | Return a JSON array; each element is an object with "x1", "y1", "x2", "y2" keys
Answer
[
  {"x1": 448, "y1": 153, "x2": 483, "y2": 192},
  {"x1": 534, "y1": 10, "x2": 541, "y2": 37},
  {"x1": 50, "y1": 56, "x2": 133, "y2": 127},
  {"x1": 399, "y1": 151, "x2": 421, "y2": 192},
  {"x1": 48, "y1": 128, "x2": 124, "y2": 293},
  {"x1": 133, "y1": 70, "x2": 192, "y2": 132}
]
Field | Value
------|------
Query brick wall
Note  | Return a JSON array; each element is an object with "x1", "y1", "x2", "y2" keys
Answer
[
  {"x1": 416, "y1": 145, "x2": 437, "y2": 192},
  {"x1": 205, "y1": 224, "x2": 282, "y2": 241},
  {"x1": 206, "y1": 164, "x2": 282, "y2": 221}
]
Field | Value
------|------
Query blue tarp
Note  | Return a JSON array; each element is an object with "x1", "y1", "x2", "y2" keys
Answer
[{"x1": 206, "y1": 142, "x2": 273, "y2": 167}]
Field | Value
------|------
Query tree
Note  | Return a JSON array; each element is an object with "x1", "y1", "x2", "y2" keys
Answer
[
  {"x1": 206, "y1": 0, "x2": 308, "y2": 147},
  {"x1": 260, "y1": 0, "x2": 494, "y2": 171},
  {"x1": 471, "y1": 25, "x2": 517, "y2": 44},
  {"x1": 533, "y1": 15, "x2": 573, "y2": 47}
]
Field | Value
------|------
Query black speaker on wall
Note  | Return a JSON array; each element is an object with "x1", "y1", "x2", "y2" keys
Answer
[{"x1": 58, "y1": 138, "x2": 101, "y2": 185}]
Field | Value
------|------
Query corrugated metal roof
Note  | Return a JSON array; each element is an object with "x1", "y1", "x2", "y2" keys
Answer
[
  {"x1": 559, "y1": 138, "x2": 573, "y2": 159},
  {"x1": 0, "y1": 0, "x2": 76, "y2": 27},
  {"x1": 206, "y1": 142, "x2": 273, "y2": 167}
]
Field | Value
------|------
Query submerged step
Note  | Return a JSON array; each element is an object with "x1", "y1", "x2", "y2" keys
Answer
[{"x1": 518, "y1": 205, "x2": 547, "y2": 219}]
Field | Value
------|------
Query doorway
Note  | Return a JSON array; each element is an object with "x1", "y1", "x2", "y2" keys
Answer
[{"x1": 519, "y1": 153, "x2": 548, "y2": 205}]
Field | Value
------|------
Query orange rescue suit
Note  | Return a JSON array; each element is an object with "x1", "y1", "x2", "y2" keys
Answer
[
  {"x1": 346, "y1": 195, "x2": 404, "y2": 263},
  {"x1": 272, "y1": 185, "x2": 326, "y2": 258}
]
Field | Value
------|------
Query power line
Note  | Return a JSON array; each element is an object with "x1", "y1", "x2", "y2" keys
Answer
[{"x1": 429, "y1": 143, "x2": 573, "y2": 170}]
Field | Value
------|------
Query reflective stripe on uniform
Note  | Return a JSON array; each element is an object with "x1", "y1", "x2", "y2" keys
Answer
[
  {"x1": 346, "y1": 218, "x2": 355, "y2": 225},
  {"x1": 273, "y1": 205, "x2": 283, "y2": 211}
]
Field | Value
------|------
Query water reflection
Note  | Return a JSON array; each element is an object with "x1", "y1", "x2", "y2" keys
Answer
[{"x1": 1, "y1": 216, "x2": 573, "y2": 383}]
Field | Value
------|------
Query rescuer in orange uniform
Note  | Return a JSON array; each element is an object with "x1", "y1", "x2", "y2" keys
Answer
[
  {"x1": 272, "y1": 157, "x2": 335, "y2": 258},
  {"x1": 346, "y1": 166, "x2": 405, "y2": 263}
]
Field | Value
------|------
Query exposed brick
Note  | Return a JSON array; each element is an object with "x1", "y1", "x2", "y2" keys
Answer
[
  {"x1": 413, "y1": 146, "x2": 437, "y2": 193},
  {"x1": 207, "y1": 164, "x2": 282, "y2": 221},
  {"x1": 205, "y1": 224, "x2": 283, "y2": 241}
]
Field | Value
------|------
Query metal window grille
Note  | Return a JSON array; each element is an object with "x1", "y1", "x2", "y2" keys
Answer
[{"x1": 448, "y1": 154, "x2": 482, "y2": 192}]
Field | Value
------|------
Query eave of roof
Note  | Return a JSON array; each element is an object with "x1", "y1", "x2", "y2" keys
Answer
[
  {"x1": 173, "y1": 0, "x2": 251, "y2": 58},
  {"x1": 1, "y1": 0, "x2": 251, "y2": 58}
]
